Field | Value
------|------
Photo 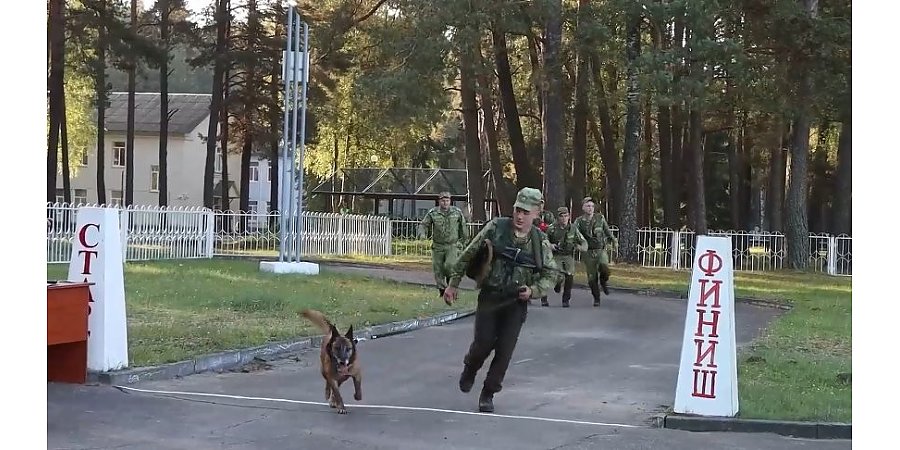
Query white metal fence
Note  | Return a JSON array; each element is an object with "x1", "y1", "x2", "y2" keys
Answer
[{"x1": 46, "y1": 203, "x2": 851, "y2": 277}]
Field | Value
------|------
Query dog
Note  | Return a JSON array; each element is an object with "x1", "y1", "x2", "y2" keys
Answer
[{"x1": 300, "y1": 309, "x2": 362, "y2": 414}]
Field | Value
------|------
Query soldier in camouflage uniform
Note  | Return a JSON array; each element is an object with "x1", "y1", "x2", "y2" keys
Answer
[
  {"x1": 572, "y1": 196, "x2": 617, "y2": 306},
  {"x1": 443, "y1": 187, "x2": 560, "y2": 413},
  {"x1": 542, "y1": 206, "x2": 588, "y2": 307},
  {"x1": 418, "y1": 191, "x2": 468, "y2": 297}
]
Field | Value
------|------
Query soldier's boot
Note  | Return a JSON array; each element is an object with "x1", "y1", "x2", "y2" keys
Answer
[
  {"x1": 561, "y1": 275, "x2": 574, "y2": 308},
  {"x1": 478, "y1": 389, "x2": 495, "y2": 413},
  {"x1": 554, "y1": 281, "x2": 562, "y2": 293},
  {"x1": 599, "y1": 265, "x2": 611, "y2": 295},
  {"x1": 459, "y1": 365, "x2": 477, "y2": 393},
  {"x1": 540, "y1": 296, "x2": 549, "y2": 307},
  {"x1": 589, "y1": 280, "x2": 602, "y2": 307}
]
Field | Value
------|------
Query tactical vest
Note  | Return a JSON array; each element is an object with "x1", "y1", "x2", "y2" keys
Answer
[
  {"x1": 576, "y1": 215, "x2": 604, "y2": 250},
  {"x1": 482, "y1": 218, "x2": 544, "y2": 290},
  {"x1": 548, "y1": 224, "x2": 576, "y2": 255}
]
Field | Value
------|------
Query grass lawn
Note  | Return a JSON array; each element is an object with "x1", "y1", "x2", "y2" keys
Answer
[
  {"x1": 47, "y1": 259, "x2": 476, "y2": 368},
  {"x1": 308, "y1": 253, "x2": 852, "y2": 423}
]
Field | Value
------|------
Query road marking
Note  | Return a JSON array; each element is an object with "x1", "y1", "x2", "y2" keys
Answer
[{"x1": 113, "y1": 385, "x2": 643, "y2": 429}]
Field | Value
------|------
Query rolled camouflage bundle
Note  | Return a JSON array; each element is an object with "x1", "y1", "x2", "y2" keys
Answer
[{"x1": 465, "y1": 239, "x2": 494, "y2": 288}]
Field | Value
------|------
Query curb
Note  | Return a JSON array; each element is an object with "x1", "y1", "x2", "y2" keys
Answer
[
  {"x1": 651, "y1": 414, "x2": 851, "y2": 440},
  {"x1": 91, "y1": 308, "x2": 476, "y2": 386}
]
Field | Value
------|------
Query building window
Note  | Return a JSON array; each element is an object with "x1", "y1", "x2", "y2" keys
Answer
[
  {"x1": 55, "y1": 188, "x2": 66, "y2": 204},
  {"x1": 113, "y1": 142, "x2": 126, "y2": 167},
  {"x1": 80, "y1": 152, "x2": 88, "y2": 166},
  {"x1": 150, "y1": 165, "x2": 160, "y2": 192},
  {"x1": 250, "y1": 161, "x2": 259, "y2": 182},
  {"x1": 74, "y1": 189, "x2": 88, "y2": 205},
  {"x1": 110, "y1": 190, "x2": 123, "y2": 207},
  {"x1": 215, "y1": 147, "x2": 223, "y2": 173},
  {"x1": 248, "y1": 200, "x2": 258, "y2": 213}
]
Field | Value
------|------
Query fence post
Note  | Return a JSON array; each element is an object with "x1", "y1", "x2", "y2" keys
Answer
[
  {"x1": 204, "y1": 210, "x2": 215, "y2": 258},
  {"x1": 119, "y1": 208, "x2": 129, "y2": 264},
  {"x1": 827, "y1": 235, "x2": 837, "y2": 276},
  {"x1": 337, "y1": 214, "x2": 344, "y2": 255},
  {"x1": 671, "y1": 231, "x2": 681, "y2": 270},
  {"x1": 385, "y1": 217, "x2": 393, "y2": 256}
]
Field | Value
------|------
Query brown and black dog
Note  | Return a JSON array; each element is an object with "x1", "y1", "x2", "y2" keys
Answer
[{"x1": 300, "y1": 309, "x2": 362, "y2": 414}]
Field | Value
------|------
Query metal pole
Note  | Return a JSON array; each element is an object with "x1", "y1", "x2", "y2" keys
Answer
[
  {"x1": 288, "y1": 11, "x2": 302, "y2": 262},
  {"x1": 296, "y1": 21, "x2": 310, "y2": 260},
  {"x1": 278, "y1": 7, "x2": 294, "y2": 262}
]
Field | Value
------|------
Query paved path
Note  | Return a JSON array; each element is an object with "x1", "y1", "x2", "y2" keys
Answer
[{"x1": 47, "y1": 264, "x2": 850, "y2": 450}]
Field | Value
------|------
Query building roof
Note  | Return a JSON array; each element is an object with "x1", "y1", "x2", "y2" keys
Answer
[{"x1": 104, "y1": 92, "x2": 212, "y2": 135}]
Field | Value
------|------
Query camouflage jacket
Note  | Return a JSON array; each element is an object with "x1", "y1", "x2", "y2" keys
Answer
[
  {"x1": 573, "y1": 213, "x2": 616, "y2": 250},
  {"x1": 419, "y1": 206, "x2": 467, "y2": 245},
  {"x1": 449, "y1": 218, "x2": 559, "y2": 299},
  {"x1": 546, "y1": 222, "x2": 589, "y2": 255}
]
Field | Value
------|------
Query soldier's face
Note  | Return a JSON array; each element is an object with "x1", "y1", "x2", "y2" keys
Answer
[
  {"x1": 559, "y1": 213, "x2": 570, "y2": 225},
  {"x1": 583, "y1": 201, "x2": 595, "y2": 215},
  {"x1": 513, "y1": 207, "x2": 537, "y2": 231},
  {"x1": 439, "y1": 198, "x2": 451, "y2": 209}
]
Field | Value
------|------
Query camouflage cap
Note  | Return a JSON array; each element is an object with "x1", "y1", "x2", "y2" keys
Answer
[
  {"x1": 557, "y1": 206, "x2": 569, "y2": 216},
  {"x1": 438, "y1": 191, "x2": 451, "y2": 199},
  {"x1": 513, "y1": 187, "x2": 543, "y2": 212},
  {"x1": 582, "y1": 196, "x2": 595, "y2": 205}
]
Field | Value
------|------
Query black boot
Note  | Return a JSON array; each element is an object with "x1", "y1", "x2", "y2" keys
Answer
[
  {"x1": 478, "y1": 390, "x2": 494, "y2": 413},
  {"x1": 541, "y1": 296, "x2": 549, "y2": 307},
  {"x1": 553, "y1": 281, "x2": 562, "y2": 293},
  {"x1": 599, "y1": 265, "x2": 611, "y2": 295},
  {"x1": 589, "y1": 280, "x2": 601, "y2": 307},
  {"x1": 561, "y1": 275, "x2": 574, "y2": 307},
  {"x1": 459, "y1": 366, "x2": 476, "y2": 393}
]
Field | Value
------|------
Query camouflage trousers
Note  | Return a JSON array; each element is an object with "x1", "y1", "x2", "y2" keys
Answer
[
  {"x1": 542, "y1": 254, "x2": 577, "y2": 306},
  {"x1": 432, "y1": 242, "x2": 461, "y2": 290},
  {"x1": 582, "y1": 248, "x2": 611, "y2": 304}
]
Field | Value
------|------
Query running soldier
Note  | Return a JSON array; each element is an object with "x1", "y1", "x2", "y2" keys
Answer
[
  {"x1": 572, "y1": 197, "x2": 617, "y2": 306},
  {"x1": 542, "y1": 206, "x2": 588, "y2": 307}
]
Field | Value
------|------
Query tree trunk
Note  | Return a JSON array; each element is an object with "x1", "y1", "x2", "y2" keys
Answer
[
  {"x1": 541, "y1": 0, "x2": 565, "y2": 210},
  {"x1": 641, "y1": 98, "x2": 654, "y2": 227},
  {"x1": 158, "y1": 0, "x2": 171, "y2": 206},
  {"x1": 808, "y1": 121, "x2": 831, "y2": 233},
  {"x1": 476, "y1": 48, "x2": 512, "y2": 216},
  {"x1": 491, "y1": 25, "x2": 540, "y2": 189},
  {"x1": 832, "y1": 111, "x2": 851, "y2": 235},
  {"x1": 204, "y1": 0, "x2": 229, "y2": 208},
  {"x1": 786, "y1": 0, "x2": 817, "y2": 272},
  {"x1": 618, "y1": 15, "x2": 642, "y2": 263},
  {"x1": 571, "y1": 0, "x2": 590, "y2": 211},
  {"x1": 588, "y1": 53, "x2": 623, "y2": 224},
  {"x1": 240, "y1": 129, "x2": 252, "y2": 216},
  {"x1": 687, "y1": 109, "x2": 707, "y2": 234},
  {"x1": 95, "y1": 0, "x2": 108, "y2": 205},
  {"x1": 767, "y1": 120, "x2": 788, "y2": 231},
  {"x1": 655, "y1": 15, "x2": 677, "y2": 229},
  {"x1": 125, "y1": 0, "x2": 137, "y2": 206},
  {"x1": 61, "y1": 99, "x2": 71, "y2": 203},
  {"x1": 786, "y1": 113, "x2": 811, "y2": 269},
  {"x1": 526, "y1": 30, "x2": 543, "y2": 122},
  {"x1": 220, "y1": 70, "x2": 230, "y2": 212},
  {"x1": 459, "y1": 35, "x2": 486, "y2": 222},
  {"x1": 47, "y1": 0, "x2": 65, "y2": 203},
  {"x1": 728, "y1": 115, "x2": 742, "y2": 230}
]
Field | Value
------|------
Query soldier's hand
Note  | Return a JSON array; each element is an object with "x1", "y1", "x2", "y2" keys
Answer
[
  {"x1": 443, "y1": 286, "x2": 458, "y2": 306},
  {"x1": 551, "y1": 243, "x2": 559, "y2": 251},
  {"x1": 517, "y1": 286, "x2": 532, "y2": 301}
]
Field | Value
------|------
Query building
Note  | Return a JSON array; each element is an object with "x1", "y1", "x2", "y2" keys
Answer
[{"x1": 56, "y1": 92, "x2": 272, "y2": 212}]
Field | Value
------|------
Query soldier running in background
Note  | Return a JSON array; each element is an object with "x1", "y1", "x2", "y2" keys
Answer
[
  {"x1": 572, "y1": 196, "x2": 617, "y2": 306},
  {"x1": 543, "y1": 206, "x2": 588, "y2": 307},
  {"x1": 418, "y1": 191, "x2": 467, "y2": 297}
]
